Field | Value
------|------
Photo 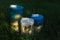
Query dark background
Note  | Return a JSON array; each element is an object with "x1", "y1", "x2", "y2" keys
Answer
[{"x1": 0, "y1": 0, "x2": 60, "y2": 40}]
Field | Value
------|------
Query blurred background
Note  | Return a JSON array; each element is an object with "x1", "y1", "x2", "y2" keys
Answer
[{"x1": 0, "y1": 0, "x2": 60, "y2": 40}]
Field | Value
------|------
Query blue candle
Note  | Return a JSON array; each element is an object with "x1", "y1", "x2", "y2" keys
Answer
[
  {"x1": 10, "y1": 5, "x2": 24, "y2": 19},
  {"x1": 31, "y1": 14, "x2": 44, "y2": 25}
]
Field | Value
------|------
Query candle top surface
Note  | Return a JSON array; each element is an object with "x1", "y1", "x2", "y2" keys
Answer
[{"x1": 21, "y1": 17, "x2": 34, "y2": 26}]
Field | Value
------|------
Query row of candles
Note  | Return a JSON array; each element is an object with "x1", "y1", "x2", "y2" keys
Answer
[{"x1": 10, "y1": 5, "x2": 44, "y2": 35}]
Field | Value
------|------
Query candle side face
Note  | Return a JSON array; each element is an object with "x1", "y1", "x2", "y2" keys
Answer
[
  {"x1": 21, "y1": 18, "x2": 34, "y2": 34},
  {"x1": 11, "y1": 21, "x2": 19, "y2": 32}
]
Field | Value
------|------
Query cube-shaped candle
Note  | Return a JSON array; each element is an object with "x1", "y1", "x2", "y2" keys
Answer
[
  {"x1": 11, "y1": 21, "x2": 19, "y2": 32},
  {"x1": 21, "y1": 17, "x2": 34, "y2": 35},
  {"x1": 31, "y1": 14, "x2": 44, "y2": 32},
  {"x1": 10, "y1": 5, "x2": 24, "y2": 19}
]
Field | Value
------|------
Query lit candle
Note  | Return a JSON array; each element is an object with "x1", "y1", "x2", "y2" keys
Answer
[
  {"x1": 10, "y1": 5, "x2": 24, "y2": 32},
  {"x1": 11, "y1": 21, "x2": 19, "y2": 32},
  {"x1": 21, "y1": 17, "x2": 34, "y2": 34},
  {"x1": 31, "y1": 14, "x2": 44, "y2": 32},
  {"x1": 10, "y1": 5, "x2": 24, "y2": 19}
]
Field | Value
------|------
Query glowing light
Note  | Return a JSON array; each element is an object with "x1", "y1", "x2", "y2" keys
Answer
[
  {"x1": 32, "y1": 14, "x2": 40, "y2": 17},
  {"x1": 15, "y1": 14, "x2": 21, "y2": 19},
  {"x1": 25, "y1": 29, "x2": 29, "y2": 32},
  {"x1": 21, "y1": 24, "x2": 25, "y2": 33},
  {"x1": 36, "y1": 26, "x2": 42, "y2": 31},
  {"x1": 21, "y1": 18, "x2": 34, "y2": 34},
  {"x1": 10, "y1": 5, "x2": 17, "y2": 8},
  {"x1": 11, "y1": 25, "x2": 18, "y2": 32},
  {"x1": 29, "y1": 30, "x2": 32, "y2": 34},
  {"x1": 11, "y1": 21, "x2": 18, "y2": 25},
  {"x1": 11, "y1": 21, "x2": 19, "y2": 32}
]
